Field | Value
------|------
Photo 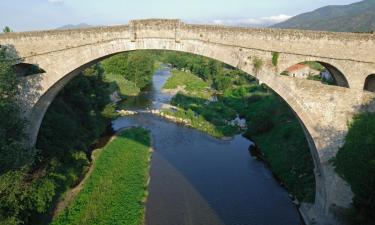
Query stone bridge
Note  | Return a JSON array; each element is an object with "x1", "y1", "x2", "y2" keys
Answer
[{"x1": 1, "y1": 19, "x2": 375, "y2": 225}]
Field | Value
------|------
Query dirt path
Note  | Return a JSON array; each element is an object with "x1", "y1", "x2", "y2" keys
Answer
[{"x1": 52, "y1": 149, "x2": 99, "y2": 217}]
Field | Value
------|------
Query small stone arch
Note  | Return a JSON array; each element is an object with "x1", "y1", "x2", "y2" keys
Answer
[
  {"x1": 364, "y1": 74, "x2": 375, "y2": 92},
  {"x1": 318, "y1": 62, "x2": 349, "y2": 88},
  {"x1": 13, "y1": 63, "x2": 45, "y2": 77},
  {"x1": 280, "y1": 61, "x2": 350, "y2": 88}
]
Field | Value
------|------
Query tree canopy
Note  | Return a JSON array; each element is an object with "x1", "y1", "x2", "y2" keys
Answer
[{"x1": 3, "y1": 26, "x2": 12, "y2": 33}]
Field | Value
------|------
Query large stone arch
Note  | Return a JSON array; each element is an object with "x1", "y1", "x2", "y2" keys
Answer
[
  {"x1": 3, "y1": 19, "x2": 375, "y2": 225},
  {"x1": 28, "y1": 39, "x2": 321, "y2": 154},
  {"x1": 25, "y1": 38, "x2": 334, "y2": 223}
]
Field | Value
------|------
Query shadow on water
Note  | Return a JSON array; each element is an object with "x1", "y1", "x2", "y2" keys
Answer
[{"x1": 113, "y1": 114, "x2": 302, "y2": 225}]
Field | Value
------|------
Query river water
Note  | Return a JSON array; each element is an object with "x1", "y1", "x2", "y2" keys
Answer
[{"x1": 112, "y1": 65, "x2": 302, "y2": 225}]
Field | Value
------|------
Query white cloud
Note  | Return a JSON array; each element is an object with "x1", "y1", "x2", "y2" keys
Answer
[
  {"x1": 48, "y1": 0, "x2": 64, "y2": 3},
  {"x1": 188, "y1": 14, "x2": 293, "y2": 27},
  {"x1": 261, "y1": 14, "x2": 293, "y2": 24}
]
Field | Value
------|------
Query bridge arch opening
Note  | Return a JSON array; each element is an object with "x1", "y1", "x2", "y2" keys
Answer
[
  {"x1": 364, "y1": 74, "x2": 375, "y2": 92},
  {"x1": 13, "y1": 63, "x2": 45, "y2": 77},
  {"x1": 281, "y1": 61, "x2": 349, "y2": 88},
  {"x1": 32, "y1": 50, "x2": 319, "y2": 209}
]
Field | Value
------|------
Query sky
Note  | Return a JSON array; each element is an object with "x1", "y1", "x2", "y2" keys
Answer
[{"x1": 0, "y1": 0, "x2": 362, "y2": 31}]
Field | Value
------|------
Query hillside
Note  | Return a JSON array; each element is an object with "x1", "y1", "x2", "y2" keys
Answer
[{"x1": 273, "y1": 0, "x2": 375, "y2": 32}]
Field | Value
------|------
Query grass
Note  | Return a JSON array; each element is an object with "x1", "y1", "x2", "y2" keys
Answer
[
  {"x1": 163, "y1": 70, "x2": 212, "y2": 99},
  {"x1": 51, "y1": 128, "x2": 151, "y2": 225},
  {"x1": 105, "y1": 73, "x2": 140, "y2": 97}
]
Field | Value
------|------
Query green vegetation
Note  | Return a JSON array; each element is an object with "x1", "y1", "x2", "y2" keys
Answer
[
  {"x1": 333, "y1": 113, "x2": 375, "y2": 225},
  {"x1": 52, "y1": 128, "x2": 151, "y2": 225},
  {"x1": 272, "y1": 52, "x2": 280, "y2": 67},
  {"x1": 0, "y1": 48, "x2": 323, "y2": 223},
  {"x1": 252, "y1": 57, "x2": 264, "y2": 75},
  {"x1": 154, "y1": 51, "x2": 222, "y2": 82},
  {"x1": 163, "y1": 70, "x2": 211, "y2": 98},
  {"x1": 303, "y1": 61, "x2": 325, "y2": 72},
  {"x1": 0, "y1": 49, "x2": 159, "y2": 225},
  {"x1": 102, "y1": 51, "x2": 155, "y2": 91},
  {"x1": 0, "y1": 45, "x2": 118, "y2": 225},
  {"x1": 105, "y1": 73, "x2": 140, "y2": 96},
  {"x1": 162, "y1": 108, "x2": 234, "y2": 138},
  {"x1": 38, "y1": 64, "x2": 116, "y2": 157},
  {"x1": 34, "y1": 64, "x2": 116, "y2": 225},
  {"x1": 3, "y1": 26, "x2": 12, "y2": 33},
  {"x1": 243, "y1": 93, "x2": 315, "y2": 202},
  {"x1": 213, "y1": 74, "x2": 232, "y2": 92},
  {"x1": 0, "y1": 46, "x2": 31, "y2": 173},
  {"x1": 0, "y1": 45, "x2": 37, "y2": 225}
]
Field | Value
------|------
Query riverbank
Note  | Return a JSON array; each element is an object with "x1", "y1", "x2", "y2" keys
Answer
[
  {"x1": 160, "y1": 68, "x2": 315, "y2": 203},
  {"x1": 51, "y1": 128, "x2": 152, "y2": 225}
]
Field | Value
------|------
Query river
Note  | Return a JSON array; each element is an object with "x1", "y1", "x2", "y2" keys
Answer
[{"x1": 112, "y1": 65, "x2": 302, "y2": 225}]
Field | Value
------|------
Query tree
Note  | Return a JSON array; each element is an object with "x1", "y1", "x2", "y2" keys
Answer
[
  {"x1": 101, "y1": 53, "x2": 128, "y2": 75},
  {"x1": 0, "y1": 46, "x2": 32, "y2": 173},
  {"x1": 334, "y1": 113, "x2": 375, "y2": 225},
  {"x1": 0, "y1": 46, "x2": 35, "y2": 225},
  {"x1": 101, "y1": 51, "x2": 155, "y2": 90},
  {"x1": 3, "y1": 26, "x2": 12, "y2": 33},
  {"x1": 124, "y1": 51, "x2": 155, "y2": 89}
]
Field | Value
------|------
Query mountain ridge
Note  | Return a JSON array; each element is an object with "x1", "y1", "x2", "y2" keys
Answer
[
  {"x1": 272, "y1": 0, "x2": 375, "y2": 32},
  {"x1": 57, "y1": 23, "x2": 92, "y2": 30}
]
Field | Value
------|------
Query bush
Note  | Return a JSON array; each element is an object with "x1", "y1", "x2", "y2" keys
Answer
[
  {"x1": 334, "y1": 113, "x2": 375, "y2": 225},
  {"x1": 102, "y1": 51, "x2": 155, "y2": 90},
  {"x1": 247, "y1": 94, "x2": 262, "y2": 103},
  {"x1": 253, "y1": 57, "x2": 264, "y2": 74},
  {"x1": 272, "y1": 52, "x2": 280, "y2": 67},
  {"x1": 213, "y1": 74, "x2": 232, "y2": 91},
  {"x1": 249, "y1": 111, "x2": 274, "y2": 134}
]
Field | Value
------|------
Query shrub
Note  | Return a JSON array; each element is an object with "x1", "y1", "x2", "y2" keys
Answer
[
  {"x1": 253, "y1": 57, "x2": 264, "y2": 75},
  {"x1": 272, "y1": 52, "x2": 280, "y2": 67},
  {"x1": 213, "y1": 74, "x2": 232, "y2": 91},
  {"x1": 249, "y1": 111, "x2": 274, "y2": 134}
]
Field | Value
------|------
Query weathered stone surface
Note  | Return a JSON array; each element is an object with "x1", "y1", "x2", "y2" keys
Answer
[{"x1": 1, "y1": 19, "x2": 375, "y2": 225}]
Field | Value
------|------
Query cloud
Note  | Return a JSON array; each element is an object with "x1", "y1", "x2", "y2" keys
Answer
[
  {"x1": 48, "y1": 0, "x2": 64, "y2": 3},
  {"x1": 189, "y1": 14, "x2": 293, "y2": 27}
]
